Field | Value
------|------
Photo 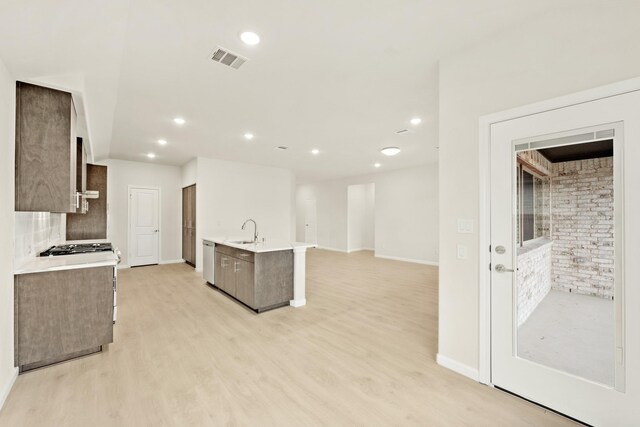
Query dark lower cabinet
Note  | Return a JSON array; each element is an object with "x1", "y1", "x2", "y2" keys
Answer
[
  {"x1": 213, "y1": 244, "x2": 293, "y2": 312},
  {"x1": 14, "y1": 266, "x2": 114, "y2": 372}
]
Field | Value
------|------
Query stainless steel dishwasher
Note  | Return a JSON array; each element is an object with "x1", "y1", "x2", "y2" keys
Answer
[{"x1": 203, "y1": 240, "x2": 214, "y2": 284}]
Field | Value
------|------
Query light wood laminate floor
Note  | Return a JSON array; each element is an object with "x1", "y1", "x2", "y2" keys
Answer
[{"x1": 0, "y1": 249, "x2": 575, "y2": 426}]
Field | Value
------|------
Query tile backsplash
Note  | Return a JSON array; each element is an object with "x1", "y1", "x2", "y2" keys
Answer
[{"x1": 14, "y1": 212, "x2": 65, "y2": 265}]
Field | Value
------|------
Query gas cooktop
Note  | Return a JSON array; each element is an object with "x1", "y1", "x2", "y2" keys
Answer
[{"x1": 39, "y1": 243, "x2": 113, "y2": 257}]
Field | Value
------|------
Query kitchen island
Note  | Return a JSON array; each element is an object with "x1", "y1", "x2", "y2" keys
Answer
[{"x1": 202, "y1": 238, "x2": 316, "y2": 312}]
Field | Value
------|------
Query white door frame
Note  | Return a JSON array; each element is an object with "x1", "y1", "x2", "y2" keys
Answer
[
  {"x1": 478, "y1": 76, "x2": 640, "y2": 385},
  {"x1": 127, "y1": 185, "x2": 161, "y2": 267}
]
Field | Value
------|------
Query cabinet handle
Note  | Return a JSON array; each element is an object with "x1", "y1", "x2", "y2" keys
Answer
[
  {"x1": 221, "y1": 257, "x2": 228, "y2": 268},
  {"x1": 234, "y1": 261, "x2": 239, "y2": 273}
]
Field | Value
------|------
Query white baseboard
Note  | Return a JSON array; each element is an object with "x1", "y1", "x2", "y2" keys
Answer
[
  {"x1": 195, "y1": 268, "x2": 203, "y2": 273},
  {"x1": 117, "y1": 264, "x2": 130, "y2": 270},
  {"x1": 347, "y1": 248, "x2": 374, "y2": 253},
  {"x1": 315, "y1": 246, "x2": 348, "y2": 253},
  {"x1": 289, "y1": 299, "x2": 306, "y2": 307},
  {"x1": 159, "y1": 259, "x2": 184, "y2": 265},
  {"x1": 0, "y1": 367, "x2": 18, "y2": 411},
  {"x1": 375, "y1": 254, "x2": 439, "y2": 266},
  {"x1": 437, "y1": 353, "x2": 479, "y2": 382}
]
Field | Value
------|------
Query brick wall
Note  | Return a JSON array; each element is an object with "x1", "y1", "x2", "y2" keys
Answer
[
  {"x1": 517, "y1": 239, "x2": 552, "y2": 325},
  {"x1": 550, "y1": 157, "x2": 614, "y2": 298}
]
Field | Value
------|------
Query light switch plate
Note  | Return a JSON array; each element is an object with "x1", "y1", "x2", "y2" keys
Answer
[
  {"x1": 457, "y1": 244, "x2": 467, "y2": 260},
  {"x1": 457, "y1": 219, "x2": 473, "y2": 234}
]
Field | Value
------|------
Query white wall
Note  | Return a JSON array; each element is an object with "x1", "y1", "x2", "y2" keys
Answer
[
  {"x1": 181, "y1": 158, "x2": 197, "y2": 188},
  {"x1": 347, "y1": 183, "x2": 374, "y2": 252},
  {"x1": 194, "y1": 157, "x2": 296, "y2": 271},
  {"x1": 438, "y1": 3, "x2": 640, "y2": 374},
  {"x1": 98, "y1": 159, "x2": 182, "y2": 266},
  {"x1": 0, "y1": 55, "x2": 16, "y2": 410},
  {"x1": 297, "y1": 164, "x2": 439, "y2": 264}
]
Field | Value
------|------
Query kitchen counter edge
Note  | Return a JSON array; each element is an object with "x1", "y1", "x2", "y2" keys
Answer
[
  {"x1": 14, "y1": 252, "x2": 119, "y2": 275},
  {"x1": 202, "y1": 237, "x2": 317, "y2": 253}
]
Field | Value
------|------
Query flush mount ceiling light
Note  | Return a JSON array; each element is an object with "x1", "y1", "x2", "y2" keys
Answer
[
  {"x1": 410, "y1": 117, "x2": 422, "y2": 125},
  {"x1": 244, "y1": 132, "x2": 254, "y2": 140},
  {"x1": 381, "y1": 147, "x2": 401, "y2": 156},
  {"x1": 311, "y1": 149, "x2": 320, "y2": 155},
  {"x1": 374, "y1": 163, "x2": 381, "y2": 168},
  {"x1": 147, "y1": 153, "x2": 156, "y2": 159},
  {"x1": 173, "y1": 117, "x2": 186, "y2": 125},
  {"x1": 239, "y1": 31, "x2": 260, "y2": 46},
  {"x1": 158, "y1": 139, "x2": 167, "y2": 145}
]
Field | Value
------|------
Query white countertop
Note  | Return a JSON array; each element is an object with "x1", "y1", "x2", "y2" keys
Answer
[
  {"x1": 202, "y1": 237, "x2": 316, "y2": 253},
  {"x1": 14, "y1": 251, "x2": 119, "y2": 275}
]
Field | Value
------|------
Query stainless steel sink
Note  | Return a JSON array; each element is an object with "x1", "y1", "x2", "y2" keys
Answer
[{"x1": 227, "y1": 240, "x2": 255, "y2": 245}]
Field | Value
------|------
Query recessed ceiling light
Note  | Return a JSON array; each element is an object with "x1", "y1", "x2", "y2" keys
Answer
[
  {"x1": 311, "y1": 149, "x2": 320, "y2": 155},
  {"x1": 147, "y1": 153, "x2": 156, "y2": 159},
  {"x1": 374, "y1": 163, "x2": 381, "y2": 168},
  {"x1": 410, "y1": 117, "x2": 422, "y2": 125},
  {"x1": 158, "y1": 139, "x2": 167, "y2": 145},
  {"x1": 381, "y1": 147, "x2": 401, "y2": 156},
  {"x1": 239, "y1": 31, "x2": 260, "y2": 46},
  {"x1": 244, "y1": 133, "x2": 254, "y2": 140},
  {"x1": 173, "y1": 117, "x2": 185, "y2": 125}
]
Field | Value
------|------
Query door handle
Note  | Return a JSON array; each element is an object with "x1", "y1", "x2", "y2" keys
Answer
[{"x1": 495, "y1": 264, "x2": 515, "y2": 273}]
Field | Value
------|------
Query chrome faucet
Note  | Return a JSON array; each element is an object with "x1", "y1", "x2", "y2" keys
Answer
[{"x1": 241, "y1": 219, "x2": 258, "y2": 242}]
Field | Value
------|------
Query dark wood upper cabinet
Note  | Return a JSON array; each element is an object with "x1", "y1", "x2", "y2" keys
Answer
[
  {"x1": 66, "y1": 164, "x2": 108, "y2": 241},
  {"x1": 15, "y1": 82, "x2": 78, "y2": 213}
]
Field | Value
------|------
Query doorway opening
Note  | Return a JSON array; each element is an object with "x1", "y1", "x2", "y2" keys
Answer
[{"x1": 347, "y1": 183, "x2": 375, "y2": 253}]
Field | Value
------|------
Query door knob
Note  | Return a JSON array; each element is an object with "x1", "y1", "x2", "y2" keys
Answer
[{"x1": 495, "y1": 264, "x2": 515, "y2": 273}]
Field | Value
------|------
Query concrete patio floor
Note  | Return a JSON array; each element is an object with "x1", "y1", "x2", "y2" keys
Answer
[{"x1": 518, "y1": 289, "x2": 615, "y2": 386}]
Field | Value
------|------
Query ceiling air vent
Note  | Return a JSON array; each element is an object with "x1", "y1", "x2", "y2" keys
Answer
[{"x1": 210, "y1": 46, "x2": 248, "y2": 70}]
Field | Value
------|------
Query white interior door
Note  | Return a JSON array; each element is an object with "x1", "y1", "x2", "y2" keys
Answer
[
  {"x1": 490, "y1": 90, "x2": 640, "y2": 426},
  {"x1": 129, "y1": 187, "x2": 159, "y2": 266},
  {"x1": 304, "y1": 199, "x2": 317, "y2": 244}
]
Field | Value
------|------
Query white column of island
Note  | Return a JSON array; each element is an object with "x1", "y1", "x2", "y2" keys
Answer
[{"x1": 201, "y1": 237, "x2": 316, "y2": 309}]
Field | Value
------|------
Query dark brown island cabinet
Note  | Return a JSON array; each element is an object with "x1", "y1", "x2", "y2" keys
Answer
[
  {"x1": 182, "y1": 184, "x2": 196, "y2": 266},
  {"x1": 214, "y1": 243, "x2": 293, "y2": 312},
  {"x1": 14, "y1": 266, "x2": 115, "y2": 372}
]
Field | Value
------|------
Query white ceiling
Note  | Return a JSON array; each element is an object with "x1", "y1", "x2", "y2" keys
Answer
[{"x1": 0, "y1": 0, "x2": 583, "y2": 181}]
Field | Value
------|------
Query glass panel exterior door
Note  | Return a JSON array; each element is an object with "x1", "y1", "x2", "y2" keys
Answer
[{"x1": 489, "y1": 88, "x2": 640, "y2": 426}]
